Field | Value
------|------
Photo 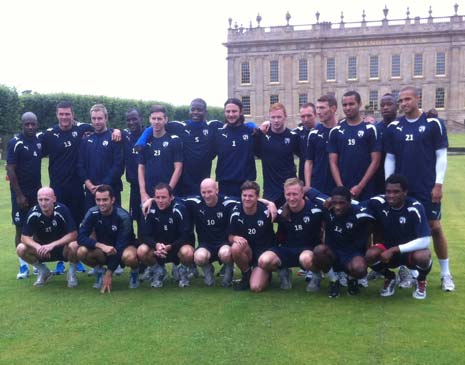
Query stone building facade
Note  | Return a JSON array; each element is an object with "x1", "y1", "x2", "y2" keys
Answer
[{"x1": 224, "y1": 6, "x2": 465, "y2": 130}]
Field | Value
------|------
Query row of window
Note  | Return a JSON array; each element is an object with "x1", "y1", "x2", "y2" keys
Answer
[
  {"x1": 239, "y1": 87, "x2": 446, "y2": 116},
  {"x1": 240, "y1": 52, "x2": 447, "y2": 84}
]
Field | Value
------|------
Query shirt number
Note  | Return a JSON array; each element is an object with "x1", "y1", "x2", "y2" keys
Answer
[
  {"x1": 405, "y1": 134, "x2": 414, "y2": 141},
  {"x1": 348, "y1": 139, "x2": 356, "y2": 146}
]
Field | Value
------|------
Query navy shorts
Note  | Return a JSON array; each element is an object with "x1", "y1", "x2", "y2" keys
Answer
[
  {"x1": 374, "y1": 243, "x2": 415, "y2": 269},
  {"x1": 129, "y1": 183, "x2": 142, "y2": 222},
  {"x1": 409, "y1": 191, "x2": 441, "y2": 221},
  {"x1": 251, "y1": 245, "x2": 274, "y2": 267},
  {"x1": 52, "y1": 182, "x2": 85, "y2": 224},
  {"x1": 11, "y1": 191, "x2": 37, "y2": 227},
  {"x1": 38, "y1": 246, "x2": 66, "y2": 263},
  {"x1": 268, "y1": 246, "x2": 309, "y2": 268},
  {"x1": 330, "y1": 247, "x2": 366, "y2": 273},
  {"x1": 197, "y1": 242, "x2": 229, "y2": 263}
]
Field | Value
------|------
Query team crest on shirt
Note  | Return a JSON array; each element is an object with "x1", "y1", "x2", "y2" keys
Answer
[
  {"x1": 163, "y1": 141, "x2": 169, "y2": 148},
  {"x1": 346, "y1": 222, "x2": 353, "y2": 229},
  {"x1": 303, "y1": 216, "x2": 310, "y2": 224},
  {"x1": 243, "y1": 135, "x2": 249, "y2": 140},
  {"x1": 37, "y1": 143, "x2": 42, "y2": 149},
  {"x1": 203, "y1": 129, "x2": 208, "y2": 136},
  {"x1": 169, "y1": 218, "x2": 173, "y2": 224},
  {"x1": 14, "y1": 212, "x2": 20, "y2": 223},
  {"x1": 111, "y1": 225, "x2": 117, "y2": 231},
  {"x1": 52, "y1": 220, "x2": 57, "y2": 226},
  {"x1": 257, "y1": 220, "x2": 264, "y2": 226},
  {"x1": 419, "y1": 126, "x2": 426, "y2": 133},
  {"x1": 72, "y1": 131, "x2": 78, "y2": 138},
  {"x1": 217, "y1": 212, "x2": 223, "y2": 219},
  {"x1": 284, "y1": 138, "x2": 290, "y2": 144},
  {"x1": 399, "y1": 217, "x2": 406, "y2": 224},
  {"x1": 357, "y1": 131, "x2": 364, "y2": 138},
  {"x1": 102, "y1": 140, "x2": 109, "y2": 146},
  {"x1": 33, "y1": 151, "x2": 38, "y2": 157}
]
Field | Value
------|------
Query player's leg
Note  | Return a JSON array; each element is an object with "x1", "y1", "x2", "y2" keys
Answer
[
  {"x1": 64, "y1": 242, "x2": 79, "y2": 288},
  {"x1": 255, "y1": 250, "x2": 281, "y2": 291},
  {"x1": 429, "y1": 219, "x2": 454, "y2": 291},
  {"x1": 346, "y1": 255, "x2": 368, "y2": 296},
  {"x1": 121, "y1": 245, "x2": 139, "y2": 289},
  {"x1": 409, "y1": 249, "x2": 433, "y2": 300},
  {"x1": 16, "y1": 243, "x2": 54, "y2": 287},
  {"x1": 178, "y1": 244, "x2": 195, "y2": 287},
  {"x1": 231, "y1": 241, "x2": 253, "y2": 290},
  {"x1": 77, "y1": 246, "x2": 107, "y2": 289},
  {"x1": 195, "y1": 246, "x2": 217, "y2": 286},
  {"x1": 218, "y1": 244, "x2": 234, "y2": 287},
  {"x1": 249, "y1": 266, "x2": 271, "y2": 293},
  {"x1": 300, "y1": 249, "x2": 321, "y2": 292},
  {"x1": 366, "y1": 244, "x2": 397, "y2": 297}
]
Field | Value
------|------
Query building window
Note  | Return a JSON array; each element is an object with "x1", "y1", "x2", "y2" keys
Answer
[
  {"x1": 270, "y1": 60, "x2": 279, "y2": 83},
  {"x1": 241, "y1": 62, "x2": 251, "y2": 84},
  {"x1": 298, "y1": 94, "x2": 308, "y2": 107},
  {"x1": 270, "y1": 94, "x2": 279, "y2": 105},
  {"x1": 369, "y1": 55, "x2": 379, "y2": 79},
  {"x1": 298, "y1": 59, "x2": 308, "y2": 81},
  {"x1": 413, "y1": 54, "x2": 423, "y2": 77},
  {"x1": 418, "y1": 89, "x2": 423, "y2": 109},
  {"x1": 348, "y1": 56, "x2": 357, "y2": 80},
  {"x1": 436, "y1": 52, "x2": 446, "y2": 76},
  {"x1": 391, "y1": 54, "x2": 401, "y2": 78},
  {"x1": 369, "y1": 90, "x2": 379, "y2": 111},
  {"x1": 326, "y1": 57, "x2": 336, "y2": 81},
  {"x1": 241, "y1": 96, "x2": 251, "y2": 115},
  {"x1": 435, "y1": 88, "x2": 445, "y2": 108}
]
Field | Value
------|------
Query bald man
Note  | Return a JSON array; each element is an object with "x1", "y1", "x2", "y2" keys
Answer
[
  {"x1": 7, "y1": 112, "x2": 42, "y2": 279},
  {"x1": 16, "y1": 187, "x2": 79, "y2": 287},
  {"x1": 184, "y1": 178, "x2": 238, "y2": 287}
]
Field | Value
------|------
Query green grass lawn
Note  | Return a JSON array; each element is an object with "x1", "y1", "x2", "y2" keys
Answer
[
  {"x1": 448, "y1": 132, "x2": 465, "y2": 147},
  {"x1": 1, "y1": 157, "x2": 464, "y2": 364}
]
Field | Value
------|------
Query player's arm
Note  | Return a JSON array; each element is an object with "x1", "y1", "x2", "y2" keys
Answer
[
  {"x1": 304, "y1": 160, "x2": 313, "y2": 188},
  {"x1": 350, "y1": 151, "x2": 381, "y2": 198},
  {"x1": 6, "y1": 163, "x2": 29, "y2": 210},
  {"x1": 20, "y1": 234, "x2": 42, "y2": 252},
  {"x1": 432, "y1": 148, "x2": 447, "y2": 203},
  {"x1": 328, "y1": 152, "x2": 343, "y2": 187},
  {"x1": 169, "y1": 162, "x2": 183, "y2": 190},
  {"x1": 380, "y1": 236, "x2": 430, "y2": 263},
  {"x1": 258, "y1": 198, "x2": 277, "y2": 221},
  {"x1": 134, "y1": 127, "x2": 152, "y2": 150},
  {"x1": 228, "y1": 234, "x2": 248, "y2": 248},
  {"x1": 138, "y1": 164, "x2": 150, "y2": 203},
  {"x1": 384, "y1": 153, "x2": 395, "y2": 179},
  {"x1": 103, "y1": 136, "x2": 124, "y2": 185}
]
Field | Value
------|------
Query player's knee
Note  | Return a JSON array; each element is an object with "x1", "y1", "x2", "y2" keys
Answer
[
  {"x1": 299, "y1": 251, "x2": 313, "y2": 269},
  {"x1": 76, "y1": 246, "x2": 88, "y2": 261},
  {"x1": 257, "y1": 251, "x2": 277, "y2": 271},
  {"x1": 349, "y1": 257, "x2": 367, "y2": 279},
  {"x1": 179, "y1": 245, "x2": 194, "y2": 262},
  {"x1": 16, "y1": 243, "x2": 27, "y2": 257},
  {"x1": 231, "y1": 242, "x2": 244, "y2": 257},
  {"x1": 218, "y1": 245, "x2": 232, "y2": 263},
  {"x1": 250, "y1": 281, "x2": 265, "y2": 293},
  {"x1": 412, "y1": 249, "x2": 432, "y2": 267},
  {"x1": 122, "y1": 249, "x2": 137, "y2": 267},
  {"x1": 365, "y1": 247, "x2": 381, "y2": 265},
  {"x1": 194, "y1": 249, "x2": 210, "y2": 266}
]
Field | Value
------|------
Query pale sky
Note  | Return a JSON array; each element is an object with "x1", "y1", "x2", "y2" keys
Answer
[{"x1": 0, "y1": 0, "x2": 459, "y2": 107}]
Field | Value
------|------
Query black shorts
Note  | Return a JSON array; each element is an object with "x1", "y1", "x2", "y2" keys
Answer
[
  {"x1": 409, "y1": 191, "x2": 441, "y2": 221},
  {"x1": 129, "y1": 183, "x2": 142, "y2": 222},
  {"x1": 11, "y1": 191, "x2": 37, "y2": 227},
  {"x1": 268, "y1": 246, "x2": 310, "y2": 268},
  {"x1": 330, "y1": 246, "x2": 366, "y2": 273},
  {"x1": 197, "y1": 242, "x2": 230, "y2": 263},
  {"x1": 39, "y1": 246, "x2": 66, "y2": 263},
  {"x1": 374, "y1": 243, "x2": 415, "y2": 269},
  {"x1": 251, "y1": 245, "x2": 274, "y2": 267}
]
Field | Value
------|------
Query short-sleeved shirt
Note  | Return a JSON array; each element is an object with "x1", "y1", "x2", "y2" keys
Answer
[
  {"x1": 366, "y1": 195, "x2": 431, "y2": 249},
  {"x1": 276, "y1": 200, "x2": 323, "y2": 249},
  {"x1": 22, "y1": 202, "x2": 76, "y2": 244},
  {"x1": 228, "y1": 201, "x2": 276, "y2": 250},
  {"x1": 306, "y1": 124, "x2": 336, "y2": 195},
  {"x1": 123, "y1": 129, "x2": 143, "y2": 185},
  {"x1": 328, "y1": 120, "x2": 381, "y2": 199},
  {"x1": 384, "y1": 113, "x2": 448, "y2": 196},
  {"x1": 184, "y1": 194, "x2": 239, "y2": 246},
  {"x1": 41, "y1": 123, "x2": 93, "y2": 187},
  {"x1": 138, "y1": 132, "x2": 183, "y2": 196},
  {"x1": 7, "y1": 133, "x2": 42, "y2": 196},
  {"x1": 213, "y1": 123, "x2": 257, "y2": 186},
  {"x1": 255, "y1": 129, "x2": 300, "y2": 202}
]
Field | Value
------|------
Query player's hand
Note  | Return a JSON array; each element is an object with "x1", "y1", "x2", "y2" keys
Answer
[
  {"x1": 141, "y1": 192, "x2": 151, "y2": 205},
  {"x1": 267, "y1": 202, "x2": 277, "y2": 221},
  {"x1": 233, "y1": 236, "x2": 248, "y2": 249},
  {"x1": 100, "y1": 244, "x2": 117, "y2": 256},
  {"x1": 101, "y1": 271, "x2": 112, "y2": 293},
  {"x1": 259, "y1": 121, "x2": 270, "y2": 133},
  {"x1": 141, "y1": 198, "x2": 153, "y2": 216},
  {"x1": 431, "y1": 184, "x2": 443, "y2": 203},
  {"x1": 380, "y1": 247, "x2": 398, "y2": 263},
  {"x1": 37, "y1": 244, "x2": 53, "y2": 259},
  {"x1": 154, "y1": 243, "x2": 168, "y2": 258},
  {"x1": 350, "y1": 184, "x2": 363, "y2": 198},
  {"x1": 111, "y1": 129, "x2": 122, "y2": 142},
  {"x1": 16, "y1": 194, "x2": 29, "y2": 210}
]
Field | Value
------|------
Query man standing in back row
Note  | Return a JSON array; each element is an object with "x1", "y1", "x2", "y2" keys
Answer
[{"x1": 384, "y1": 86, "x2": 455, "y2": 291}]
